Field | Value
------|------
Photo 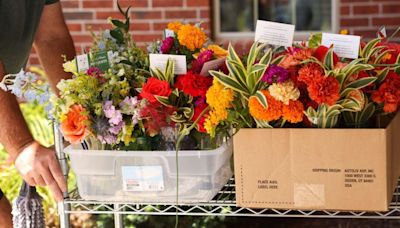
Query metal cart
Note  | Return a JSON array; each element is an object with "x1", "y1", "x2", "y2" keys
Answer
[{"x1": 54, "y1": 126, "x2": 400, "y2": 228}]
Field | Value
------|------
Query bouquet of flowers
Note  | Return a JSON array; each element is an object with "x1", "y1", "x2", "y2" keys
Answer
[{"x1": 205, "y1": 29, "x2": 400, "y2": 137}]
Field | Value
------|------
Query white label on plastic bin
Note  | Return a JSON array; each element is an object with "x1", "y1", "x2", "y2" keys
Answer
[{"x1": 121, "y1": 166, "x2": 164, "y2": 192}]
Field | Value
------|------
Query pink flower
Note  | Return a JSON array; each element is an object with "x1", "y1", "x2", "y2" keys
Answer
[{"x1": 160, "y1": 37, "x2": 175, "y2": 54}]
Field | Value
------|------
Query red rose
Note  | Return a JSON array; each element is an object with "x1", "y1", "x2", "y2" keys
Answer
[
  {"x1": 140, "y1": 77, "x2": 172, "y2": 103},
  {"x1": 175, "y1": 71, "x2": 213, "y2": 97},
  {"x1": 314, "y1": 45, "x2": 339, "y2": 66}
]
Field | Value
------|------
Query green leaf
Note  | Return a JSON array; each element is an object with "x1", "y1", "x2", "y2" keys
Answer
[
  {"x1": 247, "y1": 42, "x2": 259, "y2": 69},
  {"x1": 308, "y1": 33, "x2": 322, "y2": 48},
  {"x1": 111, "y1": 19, "x2": 128, "y2": 31},
  {"x1": 346, "y1": 77, "x2": 377, "y2": 90},
  {"x1": 253, "y1": 90, "x2": 268, "y2": 109},
  {"x1": 210, "y1": 70, "x2": 249, "y2": 95},
  {"x1": 227, "y1": 43, "x2": 244, "y2": 68},
  {"x1": 271, "y1": 55, "x2": 286, "y2": 65},
  {"x1": 361, "y1": 38, "x2": 381, "y2": 58},
  {"x1": 366, "y1": 46, "x2": 386, "y2": 62},
  {"x1": 254, "y1": 119, "x2": 272, "y2": 128},
  {"x1": 258, "y1": 48, "x2": 272, "y2": 65},
  {"x1": 360, "y1": 102, "x2": 375, "y2": 122},
  {"x1": 374, "y1": 49, "x2": 392, "y2": 64},
  {"x1": 226, "y1": 59, "x2": 247, "y2": 89},
  {"x1": 155, "y1": 95, "x2": 170, "y2": 106},
  {"x1": 323, "y1": 47, "x2": 335, "y2": 70},
  {"x1": 110, "y1": 29, "x2": 124, "y2": 44},
  {"x1": 376, "y1": 67, "x2": 390, "y2": 85},
  {"x1": 248, "y1": 64, "x2": 267, "y2": 94}
]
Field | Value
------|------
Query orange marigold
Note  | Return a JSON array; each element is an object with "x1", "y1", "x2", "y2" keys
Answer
[
  {"x1": 282, "y1": 100, "x2": 304, "y2": 123},
  {"x1": 307, "y1": 75, "x2": 340, "y2": 106},
  {"x1": 167, "y1": 21, "x2": 183, "y2": 33},
  {"x1": 249, "y1": 90, "x2": 282, "y2": 121},
  {"x1": 293, "y1": 48, "x2": 313, "y2": 61},
  {"x1": 177, "y1": 24, "x2": 207, "y2": 51}
]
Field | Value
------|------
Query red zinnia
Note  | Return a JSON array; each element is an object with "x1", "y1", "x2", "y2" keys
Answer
[
  {"x1": 372, "y1": 72, "x2": 400, "y2": 113},
  {"x1": 191, "y1": 99, "x2": 209, "y2": 133},
  {"x1": 314, "y1": 45, "x2": 339, "y2": 66},
  {"x1": 307, "y1": 75, "x2": 341, "y2": 106},
  {"x1": 140, "y1": 77, "x2": 172, "y2": 103},
  {"x1": 175, "y1": 71, "x2": 213, "y2": 97}
]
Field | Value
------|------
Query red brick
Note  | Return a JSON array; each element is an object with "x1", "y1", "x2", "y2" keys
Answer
[
  {"x1": 83, "y1": 0, "x2": 113, "y2": 8},
  {"x1": 340, "y1": 18, "x2": 369, "y2": 26},
  {"x1": 187, "y1": 0, "x2": 209, "y2": 7},
  {"x1": 130, "y1": 22, "x2": 151, "y2": 31},
  {"x1": 131, "y1": 11, "x2": 162, "y2": 20},
  {"x1": 372, "y1": 17, "x2": 400, "y2": 26},
  {"x1": 132, "y1": 34, "x2": 162, "y2": 42},
  {"x1": 85, "y1": 23, "x2": 113, "y2": 31},
  {"x1": 382, "y1": 4, "x2": 400, "y2": 14},
  {"x1": 64, "y1": 12, "x2": 93, "y2": 20},
  {"x1": 341, "y1": 0, "x2": 370, "y2": 2},
  {"x1": 96, "y1": 11, "x2": 125, "y2": 19},
  {"x1": 153, "y1": 22, "x2": 169, "y2": 31},
  {"x1": 165, "y1": 10, "x2": 197, "y2": 19},
  {"x1": 118, "y1": 0, "x2": 148, "y2": 8},
  {"x1": 200, "y1": 9, "x2": 210, "y2": 18},
  {"x1": 67, "y1": 23, "x2": 82, "y2": 32},
  {"x1": 353, "y1": 29, "x2": 379, "y2": 38},
  {"x1": 72, "y1": 35, "x2": 93, "y2": 43},
  {"x1": 61, "y1": 1, "x2": 79, "y2": 8},
  {"x1": 153, "y1": 0, "x2": 183, "y2": 7},
  {"x1": 353, "y1": 5, "x2": 379, "y2": 15}
]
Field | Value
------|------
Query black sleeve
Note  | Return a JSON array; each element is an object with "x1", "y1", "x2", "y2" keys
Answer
[{"x1": 45, "y1": 0, "x2": 59, "y2": 5}]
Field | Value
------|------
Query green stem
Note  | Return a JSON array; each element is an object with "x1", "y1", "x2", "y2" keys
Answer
[
  {"x1": 174, "y1": 106, "x2": 210, "y2": 228},
  {"x1": 388, "y1": 27, "x2": 400, "y2": 42},
  {"x1": 371, "y1": 64, "x2": 398, "y2": 67}
]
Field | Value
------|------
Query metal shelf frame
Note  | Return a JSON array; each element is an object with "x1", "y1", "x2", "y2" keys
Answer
[{"x1": 54, "y1": 126, "x2": 400, "y2": 228}]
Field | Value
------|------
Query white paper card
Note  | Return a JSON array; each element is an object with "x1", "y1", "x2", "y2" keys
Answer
[
  {"x1": 122, "y1": 166, "x2": 164, "y2": 192},
  {"x1": 76, "y1": 54, "x2": 90, "y2": 72},
  {"x1": 150, "y1": 54, "x2": 187, "y2": 75},
  {"x1": 200, "y1": 58, "x2": 226, "y2": 76},
  {"x1": 321, "y1": 33, "x2": 361, "y2": 59},
  {"x1": 254, "y1": 20, "x2": 295, "y2": 47},
  {"x1": 164, "y1": 29, "x2": 175, "y2": 38}
]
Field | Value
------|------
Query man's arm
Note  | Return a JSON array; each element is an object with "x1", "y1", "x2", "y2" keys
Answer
[
  {"x1": 34, "y1": 2, "x2": 76, "y2": 92},
  {"x1": 4, "y1": 2, "x2": 75, "y2": 202}
]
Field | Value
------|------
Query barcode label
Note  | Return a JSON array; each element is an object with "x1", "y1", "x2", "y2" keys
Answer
[{"x1": 121, "y1": 166, "x2": 164, "y2": 192}]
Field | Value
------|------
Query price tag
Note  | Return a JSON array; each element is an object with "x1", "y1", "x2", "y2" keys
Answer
[
  {"x1": 122, "y1": 166, "x2": 164, "y2": 192},
  {"x1": 255, "y1": 20, "x2": 295, "y2": 47},
  {"x1": 321, "y1": 33, "x2": 361, "y2": 59},
  {"x1": 150, "y1": 54, "x2": 187, "y2": 75}
]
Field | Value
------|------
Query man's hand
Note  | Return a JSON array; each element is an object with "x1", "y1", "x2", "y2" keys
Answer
[{"x1": 14, "y1": 141, "x2": 66, "y2": 202}]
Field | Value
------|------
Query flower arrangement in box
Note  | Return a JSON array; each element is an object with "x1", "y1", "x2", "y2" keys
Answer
[{"x1": 205, "y1": 29, "x2": 400, "y2": 136}]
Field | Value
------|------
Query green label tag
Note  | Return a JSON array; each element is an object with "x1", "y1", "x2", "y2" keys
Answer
[
  {"x1": 76, "y1": 51, "x2": 112, "y2": 73},
  {"x1": 90, "y1": 51, "x2": 111, "y2": 72}
]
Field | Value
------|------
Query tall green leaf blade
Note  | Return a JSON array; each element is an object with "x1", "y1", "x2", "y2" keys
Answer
[{"x1": 346, "y1": 77, "x2": 377, "y2": 90}]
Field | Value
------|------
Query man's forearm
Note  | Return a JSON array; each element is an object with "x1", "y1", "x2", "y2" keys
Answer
[
  {"x1": 0, "y1": 63, "x2": 34, "y2": 161},
  {"x1": 34, "y1": 36, "x2": 75, "y2": 93}
]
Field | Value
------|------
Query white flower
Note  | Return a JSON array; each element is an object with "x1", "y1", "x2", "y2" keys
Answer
[{"x1": 268, "y1": 80, "x2": 300, "y2": 105}]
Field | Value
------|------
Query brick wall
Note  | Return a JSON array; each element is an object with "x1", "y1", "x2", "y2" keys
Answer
[{"x1": 28, "y1": 0, "x2": 399, "y2": 65}]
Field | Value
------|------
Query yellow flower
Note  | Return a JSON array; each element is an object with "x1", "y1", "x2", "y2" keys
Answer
[
  {"x1": 63, "y1": 59, "x2": 77, "y2": 74},
  {"x1": 205, "y1": 79, "x2": 234, "y2": 136},
  {"x1": 206, "y1": 45, "x2": 228, "y2": 58},
  {"x1": 177, "y1": 24, "x2": 207, "y2": 51},
  {"x1": 268, "y1": 80, "x2": 300, "y2": 105},
  {"x1": 167, "y1": 21, "x2": 183, "y2": 33},
  {"x1": 340, "y1": 29, "x2": 349, "y2": 35}
]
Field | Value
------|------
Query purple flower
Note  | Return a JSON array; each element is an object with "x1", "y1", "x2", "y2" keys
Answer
[
  {"x1": 262, "y1": 64, "x2": 289, "y2": 84},
  {"x1": 192, "y1": 50, "x2": 214, "y2": 73},
  {"x1": 103, "y1": 101, "x2": 123, "y2": 126},
  {"x1": 98, "y1": 134, "x2": 117, "y2": 144},
  {"x1": 160, "y1": 37, "x2": 175, "y2": 54},
  {"x1": 119, "y1": 96, "x2": 139, "y2": 115},
  {"x1": 109, "y1": 121, "x2": 124, "y2": 135}
]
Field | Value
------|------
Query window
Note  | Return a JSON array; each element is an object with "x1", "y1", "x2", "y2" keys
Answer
[{"x1": 214, "y1": 0, "x2": 339, "y2": 40}]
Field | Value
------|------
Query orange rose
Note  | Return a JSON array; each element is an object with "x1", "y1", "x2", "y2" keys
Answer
[{"x1": 61, "y1": 104, "x2": 89, "y2": 144}]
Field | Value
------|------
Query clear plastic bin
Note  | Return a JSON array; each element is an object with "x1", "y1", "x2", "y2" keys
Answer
[{"x1": 64, "y1": 141, "x2": 233, "y2": 203}]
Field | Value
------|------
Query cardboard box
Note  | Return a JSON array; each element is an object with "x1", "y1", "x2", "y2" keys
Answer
[{"x1": 233, "y1": 112, "x2": 400, "y2": 211}]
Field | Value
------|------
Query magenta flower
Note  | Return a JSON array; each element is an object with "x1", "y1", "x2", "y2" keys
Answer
[
  {"x1": 87, "y1": 67, "x2": 105, "y2": 83},
  {"x1": 191, "y1": 50, "x2": 214, "y2": 73},
  {"x1": 262, "y1": 64, "x2": 289, "y2": 84},
  {"x1": 160, "y1": 37, "x2": 175, "y2": 54}
]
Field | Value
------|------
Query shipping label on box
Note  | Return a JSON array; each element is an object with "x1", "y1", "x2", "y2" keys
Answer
[
  {"x1": 233, "y1": 113, "x2": 400, "y2": 211},
  {"x1": 122, "y1": 166, "x2": 165, "y2": 192}
]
